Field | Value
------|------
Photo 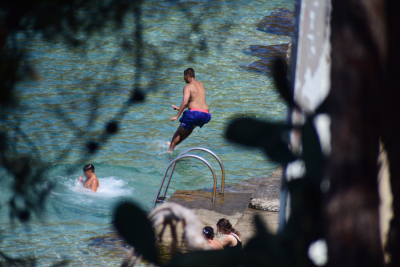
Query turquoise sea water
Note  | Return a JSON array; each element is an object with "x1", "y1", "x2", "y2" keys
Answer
[{"x1": 0, "y1": 0, "x2": 293, "y2": 265}]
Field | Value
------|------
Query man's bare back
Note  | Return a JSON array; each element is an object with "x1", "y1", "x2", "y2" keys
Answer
[
  {"x1": 186, "y1": 80, "x2": 209, "y2": 110},
  {"x1": 171, "y1": 80, "x2": 209, "y2": 112},
  {"x1": 169, "y1": 68, "x2": 211, "y2": 152}
]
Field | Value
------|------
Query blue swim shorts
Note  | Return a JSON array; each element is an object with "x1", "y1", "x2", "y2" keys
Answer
[{"x1": 179, "y1": 110, "x2": 212, "y2": 130}]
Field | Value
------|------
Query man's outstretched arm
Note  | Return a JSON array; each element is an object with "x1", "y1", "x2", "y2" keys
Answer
[{"x1": 171, "y1": 87, "x2": 190, "y2": 121}]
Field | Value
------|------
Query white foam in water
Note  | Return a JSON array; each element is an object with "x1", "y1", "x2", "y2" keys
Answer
[
  {"x1": 150, "y1": 140, "x2": 173, "y2": 155},
  {"x1": 66, "y1": 176, "x2": 134, "y2": 198},
  {"x1": 96, "y1": 177, "x2": 134, "y2": 197}
]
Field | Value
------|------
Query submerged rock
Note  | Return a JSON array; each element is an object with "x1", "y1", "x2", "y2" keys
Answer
[
  {"x1": 242, "y1": 44, "x2": 289, "y2": 75},
  {"x1": 244, "y1": 8, "x2": 294, "y2": 76},
  {"x1": 257, "y1": 8, "x2": 294, "y2": 36},
  {"x1": 88, "y1": 229, "x2": 128, "y2": 252}
]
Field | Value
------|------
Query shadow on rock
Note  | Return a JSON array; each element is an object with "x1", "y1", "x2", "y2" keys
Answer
[{"x1": 242, "y1": 44, "x2": 289, "y2": 76}]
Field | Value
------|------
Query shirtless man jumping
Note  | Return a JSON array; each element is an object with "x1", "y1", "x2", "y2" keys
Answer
[
  {"x1": 169, "y1": 68, "x2": 211, "y2": 152},
  {"x1": 78, "y1": 164, "x2": 99, "y2": 192}
]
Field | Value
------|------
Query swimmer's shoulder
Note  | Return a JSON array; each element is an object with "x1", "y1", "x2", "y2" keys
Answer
[
  {"x1": 85, "y1": 177, "x2": 98, "y2": 185},
  {"x1": 92, "y1": 177, "x2": 99, "y2": 187},
  {"x1": 196, "y1": 81, "x2": 205, "y2": 92}
]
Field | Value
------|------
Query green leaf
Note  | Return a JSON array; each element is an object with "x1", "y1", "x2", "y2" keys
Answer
[
  {"x1": 242, "y1": 215, "x2": 292, "y2": 267},
  {"x1": 272, "y1": 58, "x2": 300, "y2": 110},
  {"x1": 167, "y1": 250, "x2": 236, "y2": 267},
  {"x1": 254, "y1": 214, "x2": 269, "y2": 236},
  {"x1": 284, "y1": 179, "x2": 324, "y2": 267},
  {"x1": 301, "y1": 119, "x2": 323, "y2": 183},
  {"x1": 113, "y1": 201, "x2": 158, "y2": 264},
  {"x1": 226, "y1": 118, "x2": 296, "y2": 163}
]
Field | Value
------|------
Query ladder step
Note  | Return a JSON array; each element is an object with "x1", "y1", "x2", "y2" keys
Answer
[
  {"x1": 151, "y1": 147, "x2": 225, "y2": 210},
  {"x1": 156, "y1": 196, "x2": 167, "y2": 204}
]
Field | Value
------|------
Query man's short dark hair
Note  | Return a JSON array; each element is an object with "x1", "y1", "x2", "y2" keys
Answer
[
  {"x1": 203, "y1": 226, "x2": 215, "y2": 238},
  {"x1": 184, "y1": 68, "x2": 195, "y2": 78},
  {"x1": 83, "y1": 164, "x2": 95, "y2": 173}
]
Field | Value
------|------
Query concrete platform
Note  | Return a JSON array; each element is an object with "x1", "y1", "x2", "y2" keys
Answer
[
  {"x1": 164, "y1": 165, "x2": 282, "y2": 225},
  {"x1": 155, "y1": 166, "x2": 282, "y2": 261},
  {"x1": 235, "y1": 209, "x2": 279, "y2": 245},
  {"x1": 170, "y1": 189, "x2": 251, "y2": 211},
  {"x1": 167, "y1": 189, "x2": 253, "y2": 226}
]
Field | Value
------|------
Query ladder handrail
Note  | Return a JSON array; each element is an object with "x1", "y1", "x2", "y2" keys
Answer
[
  {"x1": 151, "y1": 154, "x2": 217, "y2": 210},
  {"x1": 161, "y1": 147, "x2": 225, "y2": 198}
]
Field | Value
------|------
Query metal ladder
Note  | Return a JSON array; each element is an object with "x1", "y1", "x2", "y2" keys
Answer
[{"x1": 151, "y1": 147, "x2": 225, "y2": 210}]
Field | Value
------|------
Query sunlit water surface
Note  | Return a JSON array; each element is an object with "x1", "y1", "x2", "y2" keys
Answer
[{"x1": 0, "y1": 0, "x2": 293, "y2": 265}]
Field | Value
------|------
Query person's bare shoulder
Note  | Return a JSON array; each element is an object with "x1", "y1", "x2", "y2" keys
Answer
[
  {"x1": 199, "y1": 82, "x2": 205, "y2": 90},
  {"x1": 184, "y1": 84, "x2": 194, "y2": 94},
  {"x1": 214, "y1": 240, "x2": 224, "y2": 249},
  {"x1": 90, "y1": 178, "x2": 99, "y2": 192},
  {"x1": 225, "y1": 234, "x2": 236, "y2": 244}
]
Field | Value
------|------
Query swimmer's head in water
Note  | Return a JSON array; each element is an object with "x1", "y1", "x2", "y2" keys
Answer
[
  {"x1": 203, "y1": 226, "x2": 214, "y2": 239},
  {"x1": 83, "y1": 164, "x2": 95, "y2": 178},
  {"x1": 184, "y1": 68, "x2": 195, "y2": 83}
]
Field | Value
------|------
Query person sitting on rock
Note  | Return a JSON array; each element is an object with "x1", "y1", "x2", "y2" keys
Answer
[
  {"x1": 217, "y1": 218, "x2": 242, "y2": 251},
  {"x1": 203, "y1": 226, "x2": 223, "y2": 250}
]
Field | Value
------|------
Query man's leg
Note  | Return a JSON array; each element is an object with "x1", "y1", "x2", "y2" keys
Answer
[{"x1": 168, "y1": 125, "x2": 195, "y2": 152}]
